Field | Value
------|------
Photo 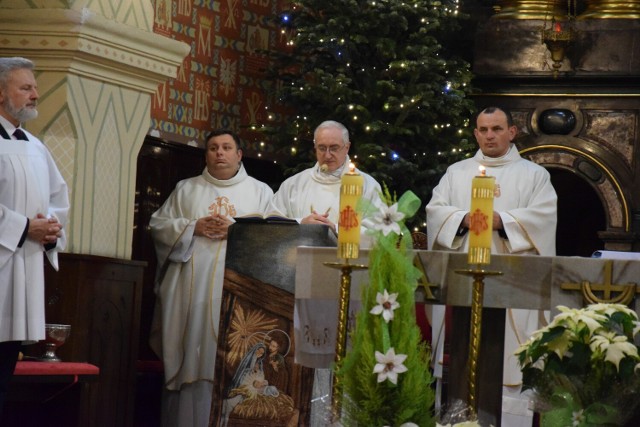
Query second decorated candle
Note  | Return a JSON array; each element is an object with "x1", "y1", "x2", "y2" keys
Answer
[
  {"x1": 338, "y1": 163, "x2": 364, "y2": 259},
  {"x1": 468, "y1": 166, "x2": 495, "y2": 265}
]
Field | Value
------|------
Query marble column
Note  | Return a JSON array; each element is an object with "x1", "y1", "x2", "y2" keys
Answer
[{"x1": 0, "y1": 1, "x2": 189, "y2": 258}]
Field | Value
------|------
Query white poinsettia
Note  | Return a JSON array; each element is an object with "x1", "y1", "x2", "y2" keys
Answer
[
  {"x1": 372, "y1": 203, "x2": 405, "y2": 236},
  {"x1": 370, "y1": 289, "x2": 400, "y2": 323},
  {"x1": 551, "y1": 305, "x2": 606, "y2": 334},
  {"x1": 590, "y1": 330, "x2": 639, "y2": 370},
  {"x1": 588, "y1": 303, "x2": 637, "y2": 318},
  {"x1": 518, "y1": 303, "x2": 640, "y2": 422},
  {"x1": 373, "y1": 347, "x2": 408, "y2": 384}
]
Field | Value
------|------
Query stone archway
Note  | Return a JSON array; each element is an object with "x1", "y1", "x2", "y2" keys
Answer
[
  {"x1": 521, "y1": 144, "x2": 632, "y2": 252},
  {"x1": 549, "y1": 168, "x2": 606, "y2": 256}
]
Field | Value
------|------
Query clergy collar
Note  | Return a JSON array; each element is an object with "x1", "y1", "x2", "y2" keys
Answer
[
  {"x1": 311, "y1": 156, "x2": 351, "y2": 184},
  {"x1": 474, "y1": 144, "x2": 520, "y2": 168},
  {"x1": 0, "y1": 115, "x2": 21, "y2": 139},
  {"x1": 202, "y1": 162, "x2": 248, "y2": 187}
]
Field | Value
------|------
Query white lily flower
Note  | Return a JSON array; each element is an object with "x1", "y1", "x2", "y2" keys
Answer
[
  {"x1": 372, "y1": 203, "x2": 405, "y2": 236},
  {"x1": 373, "y1": 347, "x2": 408, "y2": 384},
  {"x1": 370, "y1": 289, "x2": 400, "y2": 323},
  {"x1": 572, "y1": 409, "x2": 585, "y2": 426}
]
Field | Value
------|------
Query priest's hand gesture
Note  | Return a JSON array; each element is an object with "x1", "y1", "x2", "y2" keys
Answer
[
  {"x1": 301, "y1": 209, "x2": 337, "y2": 234},
  {"x1": 195, "y1": 213, "x2": 233, "y2": 240},
  {"x1": 27, "y1": 213, "x2": 62, "y2": 245}
]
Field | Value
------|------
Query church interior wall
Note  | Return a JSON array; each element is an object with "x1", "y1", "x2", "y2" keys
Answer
[
  {"x1": 472, "y1": 1, "x2": 640, "y2": 253},
  {"x1": 149, "y1": 0, "x2": 290, "y2": 161}
]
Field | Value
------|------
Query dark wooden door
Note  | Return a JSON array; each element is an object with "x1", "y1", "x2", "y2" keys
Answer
[{"x1": 132, "y1": 136, "x2": 206, "y2": 361}]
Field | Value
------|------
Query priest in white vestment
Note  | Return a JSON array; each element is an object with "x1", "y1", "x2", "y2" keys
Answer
[
  {"x1": 271, "y1": 120, "x2": 382, "y2": 422},
  {"x1": 426, "y1": 106, "x2": 557, "y2": 426},
  {"x1": 271, "y1": 120, "x2": 382, "y2": 233},
  {"x1": 0, "y1": 57, "x2": 69, "y2": 414},
  {"x1": 149, "y1": 130, "x2": 274, "y2": 427}
]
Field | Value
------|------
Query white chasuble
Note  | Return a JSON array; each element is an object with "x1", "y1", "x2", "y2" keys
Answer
[
  {"x1": 0, "y1": 135, "x2": 69, "y2": 342},
  {"x1": 149, "y1": 165, "x2": 273, "y2": 391}
]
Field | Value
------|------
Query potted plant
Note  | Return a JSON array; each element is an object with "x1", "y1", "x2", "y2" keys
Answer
[{"x1": 516, "y1": 303, "x2": 640, "y2": 426}]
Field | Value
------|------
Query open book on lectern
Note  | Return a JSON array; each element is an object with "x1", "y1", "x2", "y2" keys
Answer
[{"x1": 233, "y1": 212, "x2": 298, "y2": 224}]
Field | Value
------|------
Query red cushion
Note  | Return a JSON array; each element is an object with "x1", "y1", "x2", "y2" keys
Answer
[{"x1": 14, "y1": 361, "x2": 99, "y2": 376}]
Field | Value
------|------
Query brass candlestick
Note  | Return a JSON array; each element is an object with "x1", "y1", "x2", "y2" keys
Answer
[
  {"x1": 324, "y1": 259, "x2": 368, "y2": 420},
  {"x1": 455, "y1": 267, "x2": 503, "y2": 413}
]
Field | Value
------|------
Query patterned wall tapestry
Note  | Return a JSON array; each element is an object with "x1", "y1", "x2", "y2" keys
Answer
[{"x1": 150, "y1": 0, "x2": 290, "y2": 158}]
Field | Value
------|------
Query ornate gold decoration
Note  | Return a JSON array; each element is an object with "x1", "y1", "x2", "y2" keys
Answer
[
  {"x1": 578, "y1": 0, "x2": 640, "y2": 19},
  {"x1": 541, "y1": 22, "x2": 574, "y2": 77},
  {"x1": 493, "y1": 0, "x2": 568, "y2": 20},
  {"x1": 324, "y1": 260, "x2": 368, "y2": 419},
  {"x1": 455, "y1": 268, "x2": 503, "y2": 413},
  {"x1": 540, "y1": 0, "x2": 578, "y2": 78},
  {"x1": 561, "y1": 260, "x2": 639, "y2": 305}
]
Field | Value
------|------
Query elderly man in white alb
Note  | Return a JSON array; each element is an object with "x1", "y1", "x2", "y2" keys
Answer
[
  {"x1": 271, "y1": 120, "x2": 382, "y2": 233},
  {"x1": 0, "y1": 57, "x2": 69, "y2": 415},
  {"x1": 149, "y1": 129, "x2": 274, "y2": 427},
  {"x1": 426, "y1": 106, "x2": 557, "y2": 427}
]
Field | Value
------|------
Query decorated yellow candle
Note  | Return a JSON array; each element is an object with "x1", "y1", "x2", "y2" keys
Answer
[
  {"x1": 468, "y1": 166, "x2": 495, "y2": 265},
  {"x1": 338, "y1": 163, "x2": 364, "y2": 259}
]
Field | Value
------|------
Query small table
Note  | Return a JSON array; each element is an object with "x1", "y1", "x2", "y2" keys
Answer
[{"x1": 2, "y1": 361, "x2": 99, "y2": 426}]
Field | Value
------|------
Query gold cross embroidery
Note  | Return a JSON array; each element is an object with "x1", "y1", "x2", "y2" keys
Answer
[{"x1": 560, "y1": 260, "x2": 638, "y2": 305}]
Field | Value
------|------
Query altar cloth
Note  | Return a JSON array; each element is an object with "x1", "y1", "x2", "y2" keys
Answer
[{"x1": 294, "y1": 247, "x2": 640, "y2": 368}]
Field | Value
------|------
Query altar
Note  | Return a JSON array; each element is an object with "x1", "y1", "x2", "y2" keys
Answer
[{"x1": 294, "y1": 247, "x2": 640, "y2": 426}]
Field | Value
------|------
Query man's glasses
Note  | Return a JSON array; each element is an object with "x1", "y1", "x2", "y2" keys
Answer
[{"x1": 315, "y1": 144, "x2": 345, "y2": 154}]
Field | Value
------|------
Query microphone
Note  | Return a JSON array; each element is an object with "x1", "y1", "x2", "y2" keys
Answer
[{"x1": 320, "y1": 164, "x2": 328, "y2": 173}]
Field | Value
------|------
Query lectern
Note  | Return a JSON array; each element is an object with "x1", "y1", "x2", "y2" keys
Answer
[{"x1": 208, "y1": 221, "x2": 336, "y2": 427}]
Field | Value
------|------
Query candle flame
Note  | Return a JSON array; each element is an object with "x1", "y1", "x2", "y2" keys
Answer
[
  {"x1": 479, "y1": 165, "x2": 486, "y2": 176},
  {"x1": 349, "y1": 162, "x2": 356, "y2": 173}
]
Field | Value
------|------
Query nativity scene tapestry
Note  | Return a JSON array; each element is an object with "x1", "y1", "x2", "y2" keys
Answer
[{"x1": 210, "y1": 269, "x2": 314, "y2": 426}]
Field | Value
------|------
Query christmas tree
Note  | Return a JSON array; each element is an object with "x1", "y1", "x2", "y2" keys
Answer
[{"x1": 259, "y1": 0, "x2": 477, "y2": 229}]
